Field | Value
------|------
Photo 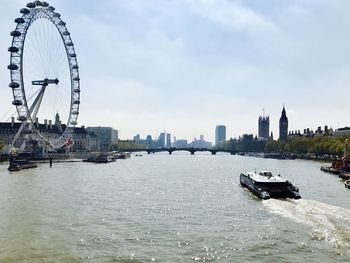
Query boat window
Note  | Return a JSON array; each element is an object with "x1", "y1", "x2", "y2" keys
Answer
[{"x1": 260, "y1": 171, "x2": 272, "y2": 177}]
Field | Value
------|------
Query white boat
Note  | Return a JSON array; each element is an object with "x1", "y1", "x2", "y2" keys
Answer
[{"x1": 240, "y1": 171, "x2": 301, "y2": 200}]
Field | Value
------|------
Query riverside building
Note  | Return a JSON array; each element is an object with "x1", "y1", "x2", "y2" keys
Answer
[
  {"x1": 86, "y1": 126, "x2": 118, "y2": 150},
  {"x1": 0, "y1": 117, "x2": 100, "y2": 153}
]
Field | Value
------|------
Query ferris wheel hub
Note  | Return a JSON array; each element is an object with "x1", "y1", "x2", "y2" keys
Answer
[{"x1": 31, "y1": 78, "x2": 59, "y2": 86}]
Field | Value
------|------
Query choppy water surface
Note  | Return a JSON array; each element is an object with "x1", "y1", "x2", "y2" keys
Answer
[{"x1": 1, "y1": 153, "x2": 350, "y2": 262}]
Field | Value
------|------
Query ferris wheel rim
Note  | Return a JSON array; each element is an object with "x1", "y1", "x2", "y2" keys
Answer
[{"x1": 8, "y1": 2, "x2": 80, "y2": 149}]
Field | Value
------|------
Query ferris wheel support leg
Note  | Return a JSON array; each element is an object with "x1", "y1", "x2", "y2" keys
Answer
[
  {"x1": 6, "y1": 121, "x2": 27, "y2": 154},
  {"x1": 27, "y1": 85, "x2": 46, "y2": 130},
  {"x1": 8, "y1": 86, "x2": 47, "y2": 154},
  {"x1": 22, "y1": 86, "x2": 47, "y2": 151}
]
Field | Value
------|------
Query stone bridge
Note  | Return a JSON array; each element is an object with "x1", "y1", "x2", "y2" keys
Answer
[{"x1": 120, "y1": 147, "x2": 238, "y2": 155}]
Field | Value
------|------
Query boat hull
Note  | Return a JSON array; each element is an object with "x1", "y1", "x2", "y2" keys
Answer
[{"x1": 8, "y1": 158, "x2": 37, "y2": 171}]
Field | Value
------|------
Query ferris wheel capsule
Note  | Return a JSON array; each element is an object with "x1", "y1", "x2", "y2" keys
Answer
[
  {"x1": 34, "y1": 1, "x2": 43, "y2": 6},
  {"x1": 12, "y1": 100, "x2": 23, "y2": 106},
  {"x1": 9, "y1": 82, "x2": 20, "y2": 89},
  {"x1": 8, "y1": 64, "x2": 19, "y2": 70},
  {"x1": 8, "y1": 46, "x2": 19, "y2": 52},
  {"x1": 11, "y1": 30, "x2": 22, "y2": 37},
  {"x1": 20, "y1": 8, "x2": 30, "y2": 14},
  {"x1": 26, "y1": 3, "x2": 36, "y2": 9},
  {"x1": 15, "y1": 18, "x2": 25, "y2": 24}
]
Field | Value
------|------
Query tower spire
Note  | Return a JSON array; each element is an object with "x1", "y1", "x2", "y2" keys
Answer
[{"x1": 279, "y1": 105, "x2": 288, "y2": 140}]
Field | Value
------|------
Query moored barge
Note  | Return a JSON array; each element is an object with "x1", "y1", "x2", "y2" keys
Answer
[
  {"x1": 8, "y1": 156, "x2": 37, "y2": 171},
  {"x1": 82, "y1": 152, "x2": 116, "y2": 163}
]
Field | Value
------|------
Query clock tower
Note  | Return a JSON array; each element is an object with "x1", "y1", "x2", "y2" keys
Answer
[{"x1": 279, "y1": 106, "x2": 288, "y2": 140}]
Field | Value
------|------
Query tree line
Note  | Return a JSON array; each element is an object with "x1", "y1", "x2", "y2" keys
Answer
[
  {"x1": 265, "y1": 136, "x2": 349, "y2": 156},
  {"x1": 111, "y1": 140, "x2": 147, "y2": 150},
  {"x1": 218, "y1": 135, "x2": 349, "y2": 157}
]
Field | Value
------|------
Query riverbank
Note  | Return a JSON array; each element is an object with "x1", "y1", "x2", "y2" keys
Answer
[
  {"x1": 238, "y1": 151, "x2": 337, "y2": 163},
  {"x1": 0, "y1": 152, "x2": 90, "y2": 163}
]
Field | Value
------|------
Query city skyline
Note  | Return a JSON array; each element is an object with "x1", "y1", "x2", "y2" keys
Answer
[{"x1": 1, "y1": 0, "x2": 350, "y2": 142}]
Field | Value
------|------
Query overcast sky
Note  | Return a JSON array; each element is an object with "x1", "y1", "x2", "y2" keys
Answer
[{"x1": 1, "y1": 0, "x2": 350, "y2": 142}]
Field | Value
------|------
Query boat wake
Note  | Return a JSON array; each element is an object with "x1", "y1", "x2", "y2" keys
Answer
[{"x1": 262, "y1": 199, "x2": 350, "y2": 248}]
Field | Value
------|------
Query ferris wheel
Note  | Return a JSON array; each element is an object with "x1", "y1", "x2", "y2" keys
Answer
[{"x1": 8, "y1": 1, "x2": 80, "y2": 151}]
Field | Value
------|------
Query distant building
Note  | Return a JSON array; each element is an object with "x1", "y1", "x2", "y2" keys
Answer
[
  {"x1": 334, "y1": 127, "x2": 350, "y2": 137},
  {"x1": 71, "y1": 126, "x2": 100, "y2": 152},
  {"x1": 173, "y1": 139, "x2": 188, "y2": 148},
  {"x1": 190, "y1": 136, "x2": 212, "y2": 148},
  {"x1": 279, "y1": 106, "x2": 288, "y2": 140},
  {"x1": 86, "y1": 126, "x2": 118, "y2": 150},
  {"x1": 288, "y1": 125, "x2": 333, "y2": 138},
  {"x1": 232, "y1": 134, "x2": 267, "y2": 152},
  {"x1": 288, "y1": 130, "x2": 302, "y2": 138},
  {"x1": 299, "y1": 128, "x2": 314, "y2": 137},
  {"x1": 314, "y1": 125, "x2": 333, "y2": 137},
  {"x1": 258, "y1": 115, "x2": 270, "y2": 139},
  {"x1": 157, "y1": 132, "x2": 171, "y2": 148},
  {"x1": 133, "y1": 134, "x2": 140, "y2": 143},
  {"x1": 215, "y1": 125, "x2": 226, "y2": 146},
  {"x1": 55, "y1": 112, "x2": 63, "y2": 133},
  {"x1": 146, "y1": 135, "x2": 153, "y2": 147}
]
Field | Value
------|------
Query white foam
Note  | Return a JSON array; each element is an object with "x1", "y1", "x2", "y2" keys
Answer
[{"x1": 262, "y1": 199, "x2": 350, "y2": 248}]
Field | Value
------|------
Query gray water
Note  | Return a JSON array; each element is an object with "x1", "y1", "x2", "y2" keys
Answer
[{"x1": 1, "y1": 153, "x2": 350, "y2": 262}]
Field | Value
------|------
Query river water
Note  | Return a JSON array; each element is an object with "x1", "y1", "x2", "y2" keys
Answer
[{"x1": 0, "y1": 153, "x2": 350, "y2": 262}]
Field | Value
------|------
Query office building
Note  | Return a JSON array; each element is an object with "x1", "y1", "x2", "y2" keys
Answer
[
  {"x1": 215, "y1": 125, "x2": 226, "y2": 146},
  {"x1": 157, "y1": 132, "x2": 171, "y2": 148}
]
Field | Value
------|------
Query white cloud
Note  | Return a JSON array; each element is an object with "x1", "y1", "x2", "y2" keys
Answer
[{"x1": 188, "y1": 0, "x2": 277, "y2": 32}]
